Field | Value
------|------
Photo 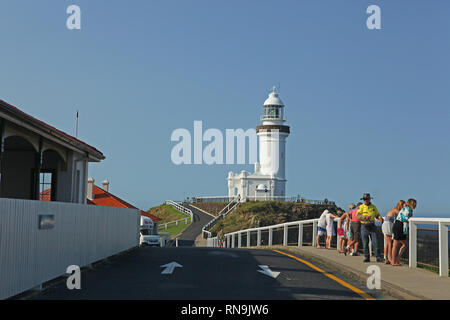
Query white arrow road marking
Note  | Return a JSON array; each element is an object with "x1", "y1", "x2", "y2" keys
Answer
[
  {"x1": 257, "y1": 265, "x2": 280, "y2": 278},
  {"x1": 160, "y1": 262, "x2": 183, "y2": 274}
]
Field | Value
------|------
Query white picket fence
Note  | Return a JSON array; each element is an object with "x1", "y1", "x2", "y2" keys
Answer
[{"x1": 0, "y1": 198, "x2": 140, "y2": 299}]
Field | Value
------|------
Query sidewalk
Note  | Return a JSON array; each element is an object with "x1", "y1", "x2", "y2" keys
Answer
[{"x1": 264, "y1": 245, "x2": 450, "y2": 300}]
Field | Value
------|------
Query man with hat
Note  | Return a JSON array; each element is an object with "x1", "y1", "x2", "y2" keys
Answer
[{"x1": 356, "y1": 193, "x2": 384, "y2": 262}]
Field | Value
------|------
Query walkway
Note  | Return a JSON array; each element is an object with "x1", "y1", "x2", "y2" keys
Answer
[{"x1": 263, "y1": 245, "x2": 450, "y2": 300}]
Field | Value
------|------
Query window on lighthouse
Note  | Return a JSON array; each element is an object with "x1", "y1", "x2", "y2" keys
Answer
[{"x1": 264, "y1": 106, "x2": 280, "y2": 119}]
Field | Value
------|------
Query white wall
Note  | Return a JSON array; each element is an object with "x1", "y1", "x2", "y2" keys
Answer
[{"x1": 0, "y1": 198, "x2": 140, "y2": 299}]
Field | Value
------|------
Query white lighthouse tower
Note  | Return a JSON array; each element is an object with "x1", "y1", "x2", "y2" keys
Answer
[{"x1": 228, "y1": 87, "x2": 290, "y2": 200}]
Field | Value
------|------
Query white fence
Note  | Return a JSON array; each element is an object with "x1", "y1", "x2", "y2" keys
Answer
[
  {"x1": 409, "y1": 218, "x2": 450, "y2": 277},
  {"x1": 209, "y1": 217, "x2": 450, "y2": 278},
  {"x1": 0, "y1": 198, "x2": 140, "y2": 299},
  {"x1": 202, "y1": 196, "x2": 240, "y2": 238},
  {"x1": 158, "y1": 217, "x2": 192, "y2": 231},
  {"x1": 164, "y1": 200, "x2": 193, "y2": 220}
]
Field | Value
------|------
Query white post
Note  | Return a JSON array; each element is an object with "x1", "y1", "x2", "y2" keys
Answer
[
  {"x1": 185, "y1": 218, "x2": 188, "y2": 224},
  {"x1": 409, "y1": 221, "x2": 417, "y2": 268},
  {"x1": 438, "y1": 222, "x2": 449, "y2": 277},
  {"x1": 298, "y1": 223, "x2": 303, "y2": 247},
  {"x1": 238, "y1": 232, "x2": 242, "y2": 248},
  {"x1": 227, "y1": 235, "x2": 230, "y2": 248},
  {"x1": 232, "y1": 234, "x2": 235, "y2": 248},
  {"x1": 176, "y1": 238, "x2": 178, "y2": 247},
  {"x1": 257, "y1": 229, "x2": 261, "y2": 246},
  {"x1": 269, "y1": 228, "x2": 273, "y2": 246},
  {"x1": 312, "y1": 220, "x2": 318, "y2": 247},
  {"x1": 247, "y1": 231, "x2": 250, "y2": 247},
  {"x1": 283, "y1": 225, "x2": 288, "y2": 246}
]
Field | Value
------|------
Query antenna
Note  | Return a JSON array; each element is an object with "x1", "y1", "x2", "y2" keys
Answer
[{"x1": 75, "y1": 110, "x2": 79, "y2": 138}]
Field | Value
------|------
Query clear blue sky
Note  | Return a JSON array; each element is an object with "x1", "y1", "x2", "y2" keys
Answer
[{"x1": 1, "y1": 1, "x2": 449, "y2": 217}]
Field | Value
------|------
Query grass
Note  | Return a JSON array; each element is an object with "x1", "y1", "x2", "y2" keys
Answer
[
  {"x1": 148, "y1": 204, "x2": 189, "y2": 223},
  {"x1": 147, "y1": 204, "x2": 192, "y2": 238},
  {"x1": 159, "y1": 219, "x2": 191, "y2": 238},
  {"x1": 209, "y1": 200, "x2": 343, "y2": 237}
]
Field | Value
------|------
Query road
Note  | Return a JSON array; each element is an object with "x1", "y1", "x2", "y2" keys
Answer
[
  {"x1": 27, "y1": 205, "x2": 388, "y2": 300},
  {"x1": 173, "y1": 204, "x2": 214, "y2": 246}
]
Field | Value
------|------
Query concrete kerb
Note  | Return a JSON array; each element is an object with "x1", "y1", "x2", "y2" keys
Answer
[{"x1": 258, "y1": 245, "x2": 426, "y2": 300}]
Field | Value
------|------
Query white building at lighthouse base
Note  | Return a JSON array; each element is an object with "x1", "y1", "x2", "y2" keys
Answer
[{"x1": 227, "y1": 164, "x2": 287, "y2": 200}]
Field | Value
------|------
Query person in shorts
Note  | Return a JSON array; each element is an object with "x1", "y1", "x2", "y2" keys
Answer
[
  {"x1": 382, "y1": 200, "x2": 405, "y2": 264},
  {"x1": 391, "y1": 198, "x2": 417, "y2": 266},
  {"x1": 316, "y1": 209, "x2": 328, "y2": 248},
  {"x1": 343, "y1": 202, "x2": 362, "y2": 256},
  {"x1": 325, "y1": 210, "x2": 338, "y2": 249}
]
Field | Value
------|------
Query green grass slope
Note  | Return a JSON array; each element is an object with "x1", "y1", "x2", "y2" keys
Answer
[{"x1": 209, "y1": 201, "x2": 343, "y2": 236}]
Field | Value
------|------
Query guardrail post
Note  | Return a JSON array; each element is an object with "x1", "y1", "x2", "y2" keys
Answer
[
  {"x1": 185, "y1": 218, "x2": 188, "y2": 224},
  {"x1": 298, "y1": 223, "x2": 303, "y2": 247},
  {"x1": 257, "y1": 229, "x2": 261, "y2": 246},
  {"x1": 409, "y1": 221, "x2": 417, "y2": 268},
  {"x1": 232, "y1": 234, "x2": 235, "y2": 248},
  {"x1": 269, "y1": 228, "x2": 273, "y2": 246},
  {"x1": 283, "y1": 225, "x2": 288, "y2": 246},
  {"x1": 312, "y1": 220, "x2": 318, "y2": 247},
  {"x1": 238, "y1": 232, "x2": 242, "y2": 248},
  {"x1": 438, "y1": 222, "x2": 449, "y2": 277},
  {"x1": 247, "y1": 231, "x2": 250, "y2": 247}
]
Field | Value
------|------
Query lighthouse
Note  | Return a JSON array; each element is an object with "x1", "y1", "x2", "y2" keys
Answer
[{"x1": 228, "y1": 87, "x2": 290, "y2": 200}]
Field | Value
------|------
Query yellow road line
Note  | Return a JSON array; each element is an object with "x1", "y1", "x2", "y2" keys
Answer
[{"x1": 273, "y1": 249, "x2": 375, "y2": 300}]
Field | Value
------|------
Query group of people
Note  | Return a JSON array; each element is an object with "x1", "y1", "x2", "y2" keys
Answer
[{"x1": 317, "y1": 193, "x2": 417, "y2": 265}]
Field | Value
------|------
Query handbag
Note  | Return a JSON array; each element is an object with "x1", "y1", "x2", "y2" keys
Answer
[{"x1": 337, "y1": 228, "x2": 344, "y2": 236}]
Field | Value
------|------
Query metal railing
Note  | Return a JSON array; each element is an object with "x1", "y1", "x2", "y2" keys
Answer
[
  {"x1": 409, "y1": 218, "x2": 450, "y2": 277},
  {"x1": 202, "y1": 196, "x2": 240, "y2": 238},
  {"x1": 192, "y1": 195, "x2": 335, "y2": 205},
  {"x1": 192, "y1": 196, "x2": 235, "y2": 203},
  {"x1": 208, "y1": 216, "x2": 450, "y2": 278},
  {"x1": 244, "y1": 196, "x2": 335, "y2": 205}
]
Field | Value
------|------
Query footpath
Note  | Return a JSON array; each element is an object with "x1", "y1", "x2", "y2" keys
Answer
[{"x1": 262, "y1": 245, "x2": 450, "y2": 300}]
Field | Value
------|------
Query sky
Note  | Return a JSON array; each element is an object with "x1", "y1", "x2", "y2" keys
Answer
[{"x1": 0, "y1": 0, "x2": 449, "y2": 217}]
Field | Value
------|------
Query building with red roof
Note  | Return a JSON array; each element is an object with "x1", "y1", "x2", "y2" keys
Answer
[
  {"x1": 86, "y1": 178, "x2": 160, "y2": 224},
  {"x1": 0, "y1": 99, "x2": 104, "y2": 203}
]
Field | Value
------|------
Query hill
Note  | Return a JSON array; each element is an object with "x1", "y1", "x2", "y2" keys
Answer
[
  {"x1": 147, "y1": 204, "x2": 189, "y2": 223},
  {"x1": 209, "y1": 201, "x2": 343, "y2": 236}
]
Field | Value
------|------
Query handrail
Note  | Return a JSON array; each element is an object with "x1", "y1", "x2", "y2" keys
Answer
[
  {"x1": 201, "y1": 196, "x2": 240, "y2": 238},
  {"x1": 164, "y1": 200, "x2": 193, "y2": 219},
  {"x1": 209, "y1": 215, "x2": 450, "y2": 278},
  {"x1": 409, "y1": 217, "x2": 450, "y2": 277}
]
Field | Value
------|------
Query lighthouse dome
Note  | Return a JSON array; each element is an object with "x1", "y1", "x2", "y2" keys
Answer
[{"x1": 263, "y1": 88, "x2": 284, "y2": 106}]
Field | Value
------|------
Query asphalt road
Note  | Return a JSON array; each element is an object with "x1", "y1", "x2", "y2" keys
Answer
[
  {"x1": 28, "y1": 246, "x2": 384, "y2": 300},
  {"x1": 26, "y1": 206, "x2": 389, "y2": 300},
  {"x1": 174, "y1": 204, "x2": 214, "y2": 246}
]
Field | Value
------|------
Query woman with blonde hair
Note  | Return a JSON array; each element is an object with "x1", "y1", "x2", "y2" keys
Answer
[
  {"x1": 392, "y1": 198, "x2": 417, "y2": 266},
  {"x1": 382, "y1": 200, "x2": 405, "y2": 264}
]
